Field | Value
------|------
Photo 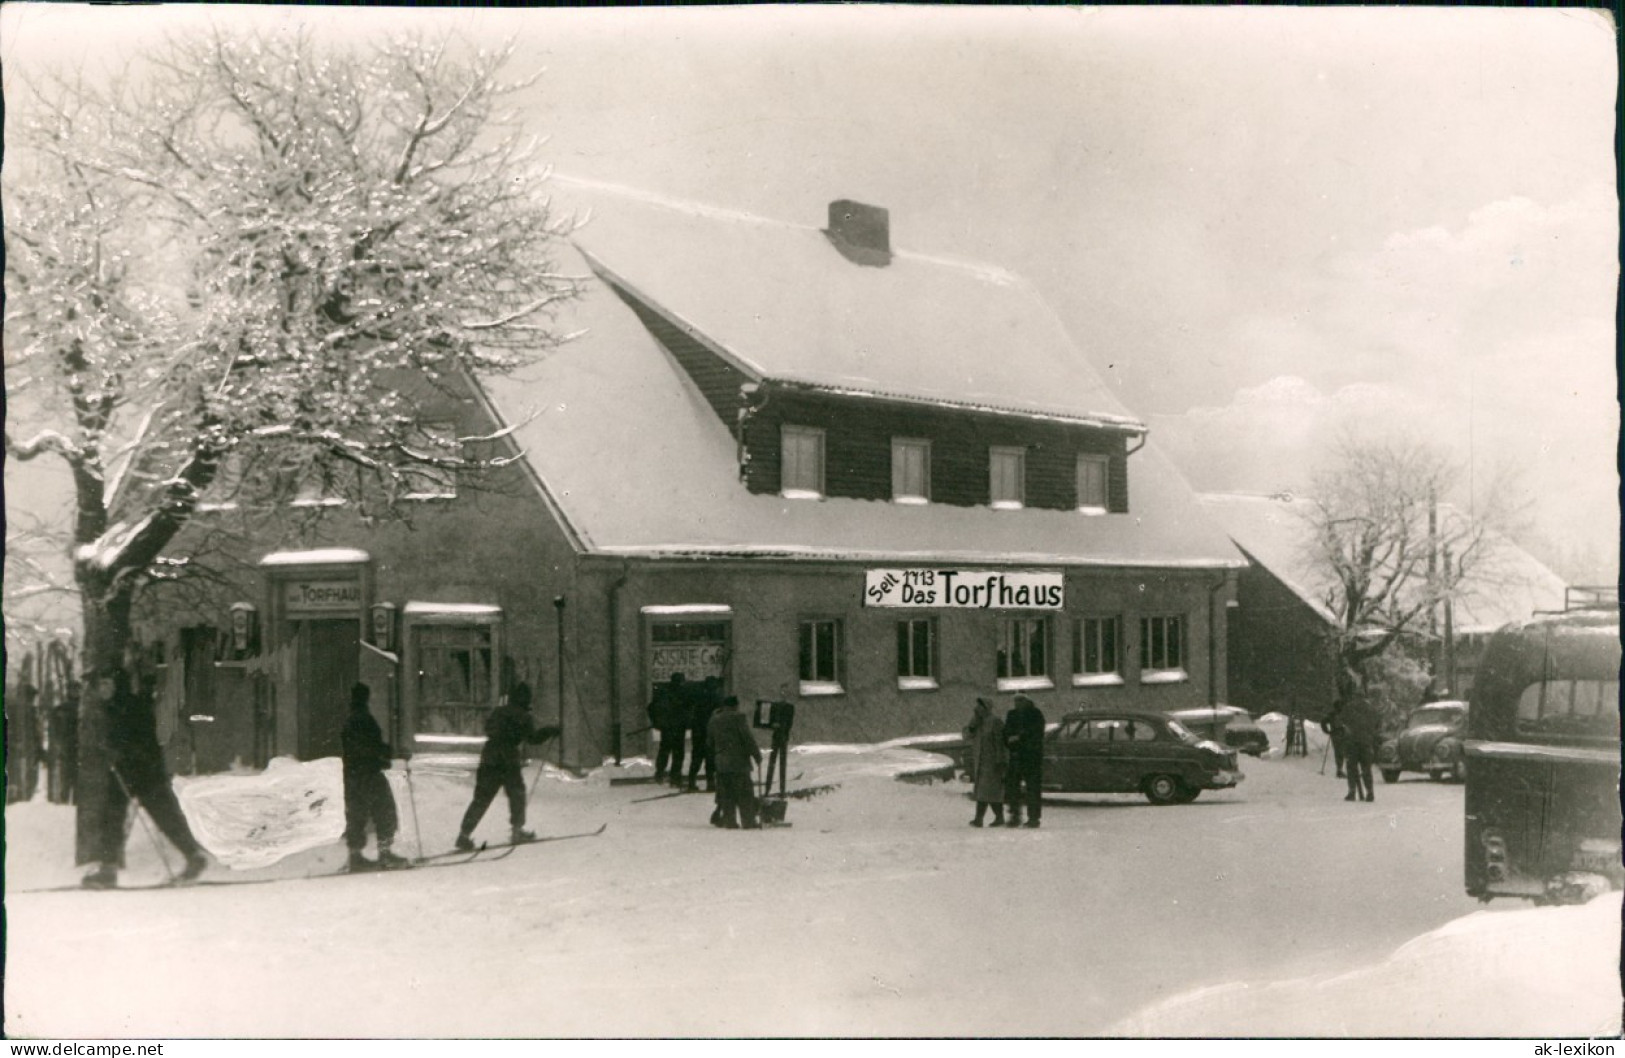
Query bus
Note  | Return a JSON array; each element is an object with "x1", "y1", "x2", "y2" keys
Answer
[{"x1": 1464, "y1": 602, "x2": 1621, "y2": 904}]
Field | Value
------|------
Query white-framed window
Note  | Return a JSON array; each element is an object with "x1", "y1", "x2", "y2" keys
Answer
[
  {"x1": 896, "y1": 617, "x2": 937, "y2": 690},
  {"x1": 891, "y1": 438, "x2": 931, "y2": 505},
  {"x1": 997, "y1": 616, "x2": 1053, "y2": 690},
  {"x1": 781, "y1": 425, "x2": 825, "y2": 499},
  {"x1": 1076, "y1": 454, "x2": 1109, "y2": 514},
  {"x1": 798, "y1": 617, "x2": 843, "y2": 695},
  {"x1": 1072, "y1": 616, "x2": 1123, "y2": 687},
  {"x1": 1139, "y1": 614, "x2": 1187, "y2": 683},
  {"x1": 401, "y1": 422, "x2": 459, "y2": 501},
  {"x1": 989, "y1": 446, "x2": 1026, "y2": 509}
]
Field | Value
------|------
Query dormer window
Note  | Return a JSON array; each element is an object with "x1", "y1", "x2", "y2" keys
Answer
[
  {"x1": 781, "y1": 425, "x2": 825, "y2": 499},
  {"x1": 989, "y1": 446, "x2": 1026, "y2": 510},
  {"x1": 891, "y1": 438, "x2": 931, "y2": 505},
  {"x1": 1076, "y1": 453, "x2": 1109, "y2": 514}
]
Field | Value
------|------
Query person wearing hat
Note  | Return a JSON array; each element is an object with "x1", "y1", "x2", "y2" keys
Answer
[
  {"x1": 1002, "y1": 694, "x2": 1046, "y2": 828},
  {"x1": 341, "y1": 681, "x2": 409, "y2": 872},
  {"x1": 455, "y1": 681, "x2": 561, "y2": 850},
  {"x1": 705, "y1": 694, "x2": 762, "y2": 829}
]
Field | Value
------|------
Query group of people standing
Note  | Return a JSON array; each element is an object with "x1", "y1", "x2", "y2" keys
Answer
[
  {"x1": 648, "y1": 673, "x2": 762, "y2": 829},
  {"x1": 646, "y1": 673, "x2": 726, "y2": 792},
  {"x1": 961, "y1": 694, "x2": 1047, "y2": 828}
]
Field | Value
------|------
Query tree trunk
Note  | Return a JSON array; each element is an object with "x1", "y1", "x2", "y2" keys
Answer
[{"x1": 73, "y1": 579, "x2": 132, "y2": 866}]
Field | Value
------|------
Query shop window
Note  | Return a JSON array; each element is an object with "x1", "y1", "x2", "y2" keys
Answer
[
  {"x1": 1072, "y1": 616, "x2": 1123, "y2": 686},
  {"x1": 895, "y1": 617, "x2": 937, "y2": 690},
  {"x1": 1076, "y1": 454, "x2": 1109, "y2": 514},
  {"x1": 891, "y1": 438, "x2": 931, "y2": 505},
  {"x1": 989, "y1": 446, "x2": 1026, "y2": 509},
  {"x1": 997, "y1": 616, "x2": 1052, "y2": 690},
  {"x1": 1139, "y1": 614, "x2": 1187, "y2": 683},
  {"x1": 401, "y1": 422, "x2": 459, "y2": 501},
  {"x1": 798, "y1": 617, "x2": 843, "y2": 695},
  {"x1": 414, "y1": 624, "x2": 493, "y2": 736},
  {"x1": 781, "y1": 425, "x2": 825, "y2": 499}
]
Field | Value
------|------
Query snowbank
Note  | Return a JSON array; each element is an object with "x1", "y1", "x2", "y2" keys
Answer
[{"x1": 1109, "y1": 890, "x2": 1622, "y2": 1037}]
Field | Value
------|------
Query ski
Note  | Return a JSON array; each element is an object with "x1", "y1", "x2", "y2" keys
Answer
[
  {"x1": 17, "y1": 844, "x2": 520, "y2": 893},
  {"x1": 631, "y1": 788, "x2": 694, "y2": 804},
  {"x1": 478, "y1": 823, "x2": 609, "y2": 848}
]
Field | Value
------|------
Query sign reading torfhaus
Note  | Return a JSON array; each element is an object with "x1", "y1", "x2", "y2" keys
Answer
[
  {"x1": 864, "y1": 569, "x2": 1064, "y2": 609},
  {"x1": 283, "y1": 580, "x2": 363, "y2": 615}
]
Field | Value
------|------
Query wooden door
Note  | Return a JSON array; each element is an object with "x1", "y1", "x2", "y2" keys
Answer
[{"x1": 298, "y1": 619, "x2": 359, "y2": 760}]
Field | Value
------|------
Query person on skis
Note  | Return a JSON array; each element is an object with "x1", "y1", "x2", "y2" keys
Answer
[
  {"x1": 341, "y1": 682, "x2": 409, "y2": 872},
  {"x1": 454, "y1": 682, "x2": 561, "y2": 851},
  {"x1": 82, "y1": 664, "x2": 210, "y2": 889}
]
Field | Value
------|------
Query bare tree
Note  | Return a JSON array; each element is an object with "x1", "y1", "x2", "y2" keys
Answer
[
  {"x1": 1303, "y1": 435, "x2": 1519, "y2": 710},
  {"x1": 3, "y1": 29, "x2": 585, "y2": 861}
]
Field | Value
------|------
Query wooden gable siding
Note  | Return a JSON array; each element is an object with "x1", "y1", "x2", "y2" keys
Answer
[
  {"x1": 744, "y1": 391, "x2": 1130, "y2": 512},
  {"x1": 606, "y1": 283, "x2": 752, "y2": 426}
]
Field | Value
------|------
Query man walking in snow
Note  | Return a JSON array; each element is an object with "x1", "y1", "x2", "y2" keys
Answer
[
  {"x1": 455, "y1": 682, "x2": 561, "y2": 850},
  {"x1": 82, "y1": 665, "x2": 209, "y2": 888},
  {"x1": 342, "y1": 682, "x2": 409, "y2": 871},
  {"x1": 964, "y1": 698, "x2": 1007, "y2": 827},
  {"x1": 1002, "y1": 695, "x2": 1046, "y2": 828},
  {"x1": 706, "y1": 695, "x2": 761, "y2": 829}
]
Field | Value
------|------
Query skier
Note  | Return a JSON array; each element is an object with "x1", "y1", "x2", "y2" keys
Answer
[
  {"x1": 454, "y1": 682, "x2": 561, "y2": 851},
  {"x1": 648, "y1": 672, "x2": 689, "y2": 787},
  {"x1": 82, "y1": 667, "x2": 209, "y2": 888},
  {"x1": 963, "y1": 697, "x2": 1007, "y2": 827},
  {"x1": 1002, "y1": 694, "x2": 1046, "y2": 829},
  {"x1": 341, "y1": 682, "x2": 409, "y2": 872},
  {"x1": 706, "y1": 695, "x2": 761, "y2": 829}
]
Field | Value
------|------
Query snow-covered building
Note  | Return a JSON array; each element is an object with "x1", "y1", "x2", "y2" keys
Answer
[
  {"x1": 142, "y1": 187, "x2": 1244, "y2": 771},
  {"x1": 1196, "y1": 491, "x2": 1570, "y2": 720}
]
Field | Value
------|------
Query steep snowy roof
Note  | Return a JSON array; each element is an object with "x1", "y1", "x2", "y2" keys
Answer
[
  {"x1": 555, "y1": 178, "x2": 1144, "y2": 431},
  {"x1": 1197, "y1": 492, "x2": 1569, "y2": 633},
  {"x1": 478, "y1": 231, "x2": 1240, "y2": 568}
]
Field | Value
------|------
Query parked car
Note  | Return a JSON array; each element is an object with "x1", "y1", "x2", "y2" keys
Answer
[
  {"x1": 1378, "y1": 700, "x2": 1470, "y2": 783},
  {"x1": 1043, "y1": 709, "x2": 1244, "y2": 804},
  {"x1": 1166, "y1": 705, "x2": 1271, "y2": 757}
]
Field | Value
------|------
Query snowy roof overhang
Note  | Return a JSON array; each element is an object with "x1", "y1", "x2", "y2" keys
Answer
[
  {"x1": 402, "y1": 602, "x2": 503, "y2": 620},
  {"x1": 258, "y1": 548, "x2": 371, "y2": 567}
]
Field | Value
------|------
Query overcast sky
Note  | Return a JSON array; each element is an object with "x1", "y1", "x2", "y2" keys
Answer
[{"x1": 4, "y1": 4, "x2": 1618, "y2": 582}]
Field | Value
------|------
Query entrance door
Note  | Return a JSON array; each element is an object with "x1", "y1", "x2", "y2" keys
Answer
[{"x1": 297, "y1": 619, "x2": 359, "y2": 760}]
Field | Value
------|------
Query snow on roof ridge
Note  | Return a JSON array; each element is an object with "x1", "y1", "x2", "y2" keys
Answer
[
  {"x1": 596, "y1": 542, "x2": 1244, "y2": 568},
  {"x1": 555, "y1": 172, "x2": 1026, "y2": 287}
]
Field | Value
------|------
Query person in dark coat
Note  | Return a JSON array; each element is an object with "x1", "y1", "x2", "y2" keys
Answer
[
  {"x1": 649, "y1": 672, "x2": 690, "y2": 787},
  {"x1": 1002, "y1": 694, "x2": 1046, "y2": 828},
  {"x1": 706, "y1": 695, "x2": 761, "y2": 829},
  {"x1": 1321, "y1": 699, "x2": 1347, "y2": 778},
  {"x1": 82, "y1": 668, "x2": 208, "y2": 888},
  {"x1": 1339, "y1": 697, "x2": 1381, "y2": 803},
  {"x1": 963, "y1": 698, "x2": 1007, "y2": 827},
  {"x1": 455, "y1": 682, "x2": 561, "y2": 850},
  {"x1": 685, "y1": 676, "x2": 723, "y2": 793},
  {"x1": 342, "y1": 682, "x2": 408, "y2": 871}
]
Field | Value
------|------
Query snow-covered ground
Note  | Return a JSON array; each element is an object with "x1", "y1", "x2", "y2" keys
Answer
[{"x1": 5, "y1": 726, "x2": 1619, "y2": 1039}]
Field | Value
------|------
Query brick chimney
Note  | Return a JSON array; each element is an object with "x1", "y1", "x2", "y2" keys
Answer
[{"x1": 825, "y1": 199, "x2": 892, "y2": 267}]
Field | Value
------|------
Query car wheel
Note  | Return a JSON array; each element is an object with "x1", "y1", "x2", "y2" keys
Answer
[
  {"x1": 1143, "y1": 774, "x2": 1184, "y2": 805},
  {"x1": 1381, "y1": 768, "x2": 1401, "y2": 784},
  {"x1": 1172, "y1": 785, "x2": 1201, "y2": 804}
]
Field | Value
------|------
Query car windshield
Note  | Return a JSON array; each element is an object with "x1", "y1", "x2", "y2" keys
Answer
[{"x1": 1409, "y1": 705, "x2": 1464, "y2": 726}]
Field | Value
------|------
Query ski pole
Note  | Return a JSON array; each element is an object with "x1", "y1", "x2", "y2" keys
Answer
[
  {"x1": 113, "y1": 766, "x2": 174, "y2": 884},
  {"x1": 1318, "y1": 731, "x2": 1331, "y2": 775},
  {"x1": 403, "y1": 759, "x2": 425, "y2": 862}
]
